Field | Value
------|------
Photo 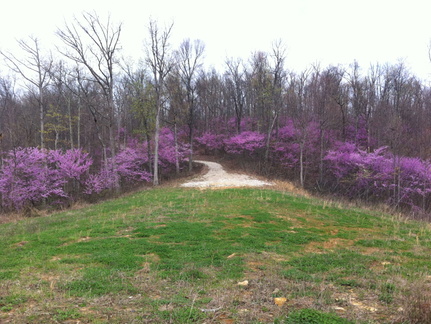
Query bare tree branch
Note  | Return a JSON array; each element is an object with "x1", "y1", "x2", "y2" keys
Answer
[
  {"x1": 57, "y1": 11, "x2": 122, "y2": 163},
  {"x1": 0, "y1": 36, "x2": 52, "y2": 148}
]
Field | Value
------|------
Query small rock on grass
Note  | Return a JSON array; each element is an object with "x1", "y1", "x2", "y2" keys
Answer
[
  {"x1": 237, "y1": 280, "x2": 249, "y2": 287},
  {"x1": 274, "y1": 297, "x2": 287, "y2": 306},
  {"x1": 332, "y1": 306, "x2": 346, "y2": 312}
]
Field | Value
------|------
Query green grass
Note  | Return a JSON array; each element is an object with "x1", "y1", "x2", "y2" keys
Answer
[
  {"x1": 281, "y1": 308, "x2": 355, "y2": 323},
  {"x1": 1, "y1": 187, "x2": 431, "y2": 323}
]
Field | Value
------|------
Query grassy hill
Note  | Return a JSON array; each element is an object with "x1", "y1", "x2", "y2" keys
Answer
[{"x1": 1, "y1": 186, "x2": 431, "y2": 323}]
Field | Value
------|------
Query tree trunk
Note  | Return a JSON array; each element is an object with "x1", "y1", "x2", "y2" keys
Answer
[
  {"x1": 299, "y1": 141, "x2": 305, "y2": 188},
  {"x1": 319, "y1": 128, "x2": 325, "y2": 185},
  {"x1": 236, "y1": 115, "x2": 241, "y2": 134},
  {"x1": 188, "y1": 94, "x2": 195, "y2": 172},
  {"x1": 174, "y1": 122, "x2": 180, "y2": 175},
  {"x1": 67, "y1": 96, "x2": 74, "y2": 149},
  {"x1": 77, "y1": 96, "x2": 81, "y2": 149},
  {"x1": 39, "y1": 87, "x2": 44, "y2": 149},
  {"x1": 146, "y1": 132, "x2": 153, "y2": 175},
  {"x1": 188, "y1": 127, "x2": 193, "y2": 172},
  {"x1": 153, "y1": 107, "x2": 161, "y2": 186},
  {"x1": 54, "y1": 130, "x2": 59, "y2": 150},
  {"x1": 264, "y1": 112, "x2": 278, "y2": 163}
]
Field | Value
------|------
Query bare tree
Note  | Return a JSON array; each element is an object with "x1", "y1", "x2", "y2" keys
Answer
[
  {"x1": 145, "y1": 20, "x2": 174, "y2": 185},
  {"x1": 120, "y1": 62, "x2": 156, "y2": 174},
  {"x1": 0, "y1": 76, "x2": 18, "y2": 152},
  {"x1": 48, "y1": 60, "x2": 78, "y2": 149},
  {"x1": 0, "y1": 36, "x2": 52, "y2": 149},
  {"x1": 195, "y1": 69, "x2": 225, "y2": 132},
  {"x1": 291, "y1": 69, "x2": 311, "y2": 188},
  {"x1": 264, "y1": 40, "x2": 287, "y2": 163},
  {"x1": 57, "y1": 11, "x2": 122, "y2": 164},
  {"x1": 225, "y1": 57, "x2": 246, "y2": 133},
  {"x1": 165, "y1": 68, "x2": 187, "y2": 175},
  {"x1": 176, "y1": 38, "x2": 205, "y2": 171}
]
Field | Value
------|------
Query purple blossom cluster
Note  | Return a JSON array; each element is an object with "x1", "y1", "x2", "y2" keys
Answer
[
  {"x1": 224, "y1": 131, "x2": 266, "y2": 155},
  {"x1": 157, "y1": 127, "x2": 190, "y2": 173},
  {"x1": 325, "y1": 143, "x2": 431, "y2": 211},
  {"x1": 194, "y1": 133, "x2": 226, "y2": 154},
  {"x1": 83, "y1": 127, "x2": 190, "y2": 195},
  {"x1": 0, "y1": 147, "x2": 92, "y2": 209},
  {"x1": 195, "y1": 118, "x2": 431, "y2": 215},
  {"x1": 0, "y1": 127, "x2": 188, "y2": 211}
]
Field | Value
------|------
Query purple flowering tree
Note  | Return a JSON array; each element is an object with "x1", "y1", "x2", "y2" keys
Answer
[
  {"x1": 0, "y1": 148, "x2": 92, "y2": 210},
  {"x1": 324, "y1": 142, "x2": 431, "y2": 213},
  {"x1": 223, "y1": 131, "x2": 266, "y2": 156},
  {"x1": 84, "y1": 128, "x2": 190, "y2": 195},
  {"x1": 157, "y1": 127, "x2": 190, "y2": 173},
  {"x1": 195, "y1": 132, "x2": 226, "y2": 154},
  {"x1": 324, "y1": 143, "x2": 392, "y2": 199},
  {"x1": 84, "y1": 145, "x2": 151, "y2": 195}
]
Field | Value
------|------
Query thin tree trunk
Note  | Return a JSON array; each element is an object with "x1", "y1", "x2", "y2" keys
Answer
[
  {"x1": 300, "y1": 141, "x2": 304, "y2": 188},
  {"x1": 108, "y1": 104, "x2": 116, "y2": 158},
  {"x1": 67, "y1": 96, "x2": 74, "y2": 149},
  {"x1": 77, "y1": 97, "x2": 81, "y2": 149},
  {"x1": 264, "y1": 113, "x2": 278, "y2": 163},
  {"x1": 188, "y1": 96, "x2": 194, "y2": 172},
  {"x1": 174, "y1": 122, "x2": 180, "y2": 175},
  {"x1": 39, "y1": 88, "x2": 44, "y2": 149},
  {"x1": 144, "y1": 131, "x2": 152, "y2": 175},
  {"x1": 102, "y1": 144, "x2": 107, "y2": 168},
  {"x1": 188, "y1": 127, "x2": 193, "y2": 172},
  {"x1": 319, "y1": 128, "x2": 325, "y2": 185},
  {"x1": 54, "y1": 130, "x2": 59, "y2": 150},
  {"x1": 153, "y1": 107, "x2": 160, "y2": 186}
]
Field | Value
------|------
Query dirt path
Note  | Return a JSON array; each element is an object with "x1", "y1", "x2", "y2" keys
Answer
[{"x1": 181, "y1": 160, "x2": 273, "y2": 188}]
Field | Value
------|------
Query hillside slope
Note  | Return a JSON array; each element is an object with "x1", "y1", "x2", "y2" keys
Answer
[{"x1": 1, "y1": 184, "x2": 431, "y2": 323}]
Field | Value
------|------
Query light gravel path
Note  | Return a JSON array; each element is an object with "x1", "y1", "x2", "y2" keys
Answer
[{"x1": 181, "y1": 160, "x2": 273, "y2": 188}]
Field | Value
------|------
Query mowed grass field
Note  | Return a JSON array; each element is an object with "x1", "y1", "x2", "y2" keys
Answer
[{"x1": 1, "y1": 187, "x2": 431, "y2": 323}]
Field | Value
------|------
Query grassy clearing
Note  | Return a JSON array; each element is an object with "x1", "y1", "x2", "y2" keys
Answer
[{"x1": 1, "y1": 187, "x2": 431, "y2": 323}]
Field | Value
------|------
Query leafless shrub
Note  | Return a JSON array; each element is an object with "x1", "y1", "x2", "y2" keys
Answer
[{"x1": 398, "y1": 281, "x2": 431, "y2": 324}]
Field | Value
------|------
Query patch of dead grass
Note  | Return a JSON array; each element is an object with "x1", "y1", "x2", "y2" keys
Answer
[
  {"x1": 271, "y1": 179, "x2": 311, "y2": 198},
  {"x1": 303, "y1": 238, "x2": 354, "y2": 253},
  {"x1": 60, "y1": 236, "x2": 93, "y2": 246}
]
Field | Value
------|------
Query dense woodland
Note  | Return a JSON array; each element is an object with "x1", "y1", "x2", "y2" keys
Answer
[{"x1": 1, "y1": 12, "x2": 431, "y2": 217}]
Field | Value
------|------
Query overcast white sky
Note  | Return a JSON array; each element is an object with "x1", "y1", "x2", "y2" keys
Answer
[{"x1": 1, "y1": 0, "x2": 431, "y2": 81}]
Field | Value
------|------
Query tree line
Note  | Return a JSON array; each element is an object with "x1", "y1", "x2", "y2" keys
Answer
[{"x1": 1, "y1": 12, "x2": 431, "y2": 216}]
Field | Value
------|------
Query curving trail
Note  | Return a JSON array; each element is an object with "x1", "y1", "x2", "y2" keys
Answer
[{"x1": 181, "y1": 160, "x2": 272, "y2": 188}]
